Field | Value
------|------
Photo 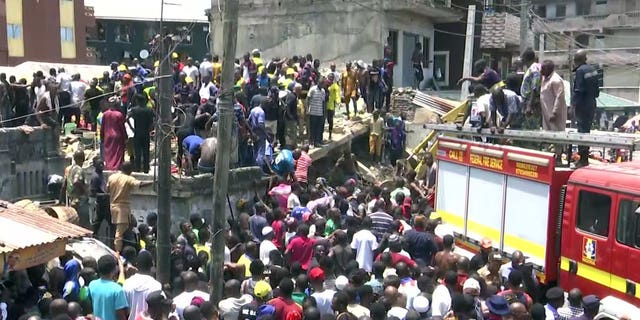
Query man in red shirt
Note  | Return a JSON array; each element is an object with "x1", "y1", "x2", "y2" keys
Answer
[
  {"x1": 268, "y1": 278, "x2": 302, "y2": 320},
  {"x1": 285, "y1": 224, "x2": 315, "y2": 270}
]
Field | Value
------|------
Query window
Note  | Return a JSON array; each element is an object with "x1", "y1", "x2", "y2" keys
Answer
[
  {"x1": 115, "y1": 24, "x2": 131, "y2": 43},
  {"x1": 422, "y1": 37, "x2": 430, "y2": 67},
  {"x1": 95, "y1": 22, "x2": 106, "y2": 41},
  {"x1": 7, "y1": 23, "x2": 22, "y2": 39},
  {"x1": 577, "y1": 190, "x2": 611, "y2": 237},
  {"x1": 60, "y1": 27, "x2": 74, "y2": 42},
  {"x1": 176, "y1": 26, "x2": 192, "y2": 44},
  {"x1": 387, "y1": 30, "x2": 398, "y2": 63},
  {"x1": 556, "y1": 4, "x2": 566, "y2": 17},
  {"x1": 616, "y1": 200, "x2": 640, "y2": 247},
  {"x1": 595, "y1": 0, "x2": 607, "y2": 5},
  {"x1": 576, "y1": 0, "x2": 591, "y2": 15}
]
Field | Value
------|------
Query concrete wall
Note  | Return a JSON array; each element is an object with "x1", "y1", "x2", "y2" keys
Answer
[
  {"x1": 211, "y1": 0, "x2": 439, "y2": 88},
  {"x1": 0, "y1": 127, "x2": 66, "y2": 201},
  {"x1": 124, "y1": 167, "x2": 269, "y2": 233}
]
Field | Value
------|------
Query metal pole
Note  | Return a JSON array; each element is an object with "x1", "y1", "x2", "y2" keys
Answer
[
  {"x1": 520, "y1": 0, "x2": 530, "y2": 54},
  {"x1": 460, "y1": 5, "x2": 476, "y2": 101},
  {"x1": 210, "y1": 0, "x2": 238, "y2": 304},
  {"x1": 156, "y1": 0, "x2": 173, "y2": 286}
]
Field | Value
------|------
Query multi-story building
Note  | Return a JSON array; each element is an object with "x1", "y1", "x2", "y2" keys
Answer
[
  {"x1": 0, "y1": 0, "x2": 91, "y2": 66},
  {"x1": 85, "y1": 0, "x2": 210, "y2": 65},
  {"x1": 532, "y1": 0, "x2": 640, "y2": 102},
  {"x1": 210, "y1": 0, "x2": 467, "y2": 88}
]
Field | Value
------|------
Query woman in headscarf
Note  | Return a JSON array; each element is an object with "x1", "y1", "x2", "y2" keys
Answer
[{"x1": 62, "y1": 260, "x2": 81, "y2": 302}]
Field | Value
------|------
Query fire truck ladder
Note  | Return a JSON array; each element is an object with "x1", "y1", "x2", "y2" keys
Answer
[{"x1": 423, "y1": 123, "x2": 640, "y2": 159}]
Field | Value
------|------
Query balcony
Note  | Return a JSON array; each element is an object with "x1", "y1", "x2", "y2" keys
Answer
[
  {"x1": 382, "y1": 0, "x2": 462, "y2": 22},
  {"x1": 481, "y1": 12, "x2": 521, "y2": 49},
  {"x1": 533, "y1": 12, "x2": 640, "y2": 33}
]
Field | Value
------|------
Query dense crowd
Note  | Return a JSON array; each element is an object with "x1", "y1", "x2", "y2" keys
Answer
[{"x1": 0, "y1": 41, "x2": 617, "y2": 320}]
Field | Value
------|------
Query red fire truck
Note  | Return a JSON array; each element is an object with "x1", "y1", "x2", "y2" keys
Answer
[{"x1": 427, "y1": 125, "x2": 640, "y2": 309}]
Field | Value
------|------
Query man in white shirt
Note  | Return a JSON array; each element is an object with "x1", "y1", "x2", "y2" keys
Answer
[
  {"x1": 199, "y1": 54, "x2": 213, "y2": 80},
  {"x1": 183, "y1": 57, "x2": 200, "y2": 85},
  {"x1": 431, "y1": 271, "x2": 457, "y2": 318},
  {"x1": 309, "y1": 267, "x2": 335, "y2": 316},
  {"x1": 123, "y1": 251, "x2": 162, "y2": 320},
  {"x1": 350, "y1": 217, "x2": 379, "y2": 272},
  {"x1": 173, "y1": 271, "x2": 210, "y2": 319},
  {"x1": 218, "y1": 279, "x2": 253, "y2": 320},
  {"x1": 198, "y1": 74, "x2": 217, "y2": 103},
  {"x1": 287, "y1": 183, "x2": 302, "y2": 212},
  {"x1": 259, "y1": 226, "x2": 278, "y2": 265}
]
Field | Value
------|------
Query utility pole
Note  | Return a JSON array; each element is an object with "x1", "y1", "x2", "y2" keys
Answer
[
  {"x1": 520, "y1": 0, "x2": 530, "y2": 54},
  {"x1": 460, "y1": 4, "x2": 476, "y2": 101},
  {"x1": 155, "y1": 0, "x2": 173, "y2": 286},
  {"x1": 210, "y1": 0, "x2": 238, "y2": 304}
]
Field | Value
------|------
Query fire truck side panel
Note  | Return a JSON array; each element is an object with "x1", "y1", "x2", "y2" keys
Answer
[
  {"x1": 434, "y1": 137, "x2": 558, "y2": 280},
  {"x1": 562, "y1": 162, "x2": 640, "y2": 305}
]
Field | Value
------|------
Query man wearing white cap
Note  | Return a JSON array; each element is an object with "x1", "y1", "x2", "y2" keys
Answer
[
  {"x1": 463, "y1": 278, "x2": 483, "y2": 320},
  {"x1": 411, "y1": 295, "x2": 430, "y2": 318},
  {"x1": 259, "y1": 226, "x2": 279, "y2": 265}
]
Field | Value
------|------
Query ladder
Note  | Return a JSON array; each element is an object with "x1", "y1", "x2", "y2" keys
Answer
[{"x1": 424, "y1": 124, "x2": 640, "y2": 152}]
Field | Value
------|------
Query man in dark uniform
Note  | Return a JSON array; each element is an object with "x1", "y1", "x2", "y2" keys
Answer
[
  {"x1": 570, "y1": 295, "x2": 599, "y2": 320},
  {"x1": 571, "y1": 50, "x2": 600, "y2": 167}
]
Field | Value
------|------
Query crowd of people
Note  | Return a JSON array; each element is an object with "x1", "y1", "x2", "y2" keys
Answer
[
  {"x1": 0, "y1": 41, "x2": 617, "y2": 320},
  {"x1": 459, "y1": 48, "x2": 600, "y2": 167},
  {"x1": 5, "y1": 146, "x2": 610, "y2": 320}
]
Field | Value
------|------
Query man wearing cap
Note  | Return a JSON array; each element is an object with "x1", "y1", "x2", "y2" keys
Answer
[
  {"x1": 238, "y1": 280, "x2": 273, "y2": 320},
  {"x1": 545, "y1": 287, "x2": 565, "y2": 320},
  {"x1": 462, "y1": 278, "x2": 483, "y2": 320},
  {"x1": 309, "y1": 267, "x2": 335, "y2": 316},
  {"x1": 478, "y1": 252, "x2": 503, "y2": 289},
  {"x1": 259, "y1": 226, "x2": 278, "y2": 265},
  {"x1": 572, "y1": 295, "x2": 600, "y2": 320},
  {"x1": 471, "y1": 237, "x2": 494, "y2": 272},
  {"x1": 486, "y1": 295, "x2": 511, "y2": 319}
]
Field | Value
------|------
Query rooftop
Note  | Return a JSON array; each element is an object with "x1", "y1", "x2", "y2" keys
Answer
[
  {"x1": 85, "y1": 0, "x2": 210, "y2": 23},
  {"x1": 0, "y1": 201, "x2": 91, "y2": 254}
]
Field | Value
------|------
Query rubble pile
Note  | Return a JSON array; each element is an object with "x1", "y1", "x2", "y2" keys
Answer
[{"x1": 390, "y1": 87, "x2": 417, "y2": 120}]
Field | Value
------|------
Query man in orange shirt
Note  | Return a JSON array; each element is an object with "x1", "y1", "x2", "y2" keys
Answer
[{"x1": 341, "y1": 62, "x2": 359, "y2": 119}]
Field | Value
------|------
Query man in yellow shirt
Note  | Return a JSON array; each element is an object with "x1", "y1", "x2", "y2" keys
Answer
[
  {"x1": 341, "y1": 62, "x2": 359, "y2": 119},
  {"x1": 212, "y1": 55, "x2": 222, "y2": 86},
  {"x1": 369, "y1": 110, "x2": 384, "y2": 163},
  {"x1": 327, "y1": 73, "x2": 341, "y2": 141}
]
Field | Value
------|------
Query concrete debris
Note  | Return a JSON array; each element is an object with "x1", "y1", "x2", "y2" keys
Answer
[{"x1": 390, "y1": 87, "x2": 417, "y2": 121}]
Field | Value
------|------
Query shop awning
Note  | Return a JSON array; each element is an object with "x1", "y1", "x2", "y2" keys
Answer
[{"x1": 0, "y1": 201, "x2": 92, "y2": 272}]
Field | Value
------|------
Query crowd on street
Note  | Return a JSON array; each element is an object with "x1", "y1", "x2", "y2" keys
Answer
[{"x1": 0, "y1": 41, "x2": 620, "y2": 320}]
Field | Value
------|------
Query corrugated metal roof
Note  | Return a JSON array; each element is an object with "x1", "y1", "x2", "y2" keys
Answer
[
  {"x1": 562, "y1": 81, "x2": 640, "y2": 109},
  {"x1": 412, "y1": 91, "x2": 458, "y2": 116},
  {"x1": 85, "y1": 0, "x2": 211, "y2": 23},
  {"x1": 0, "y1": 202, "x2": 92, "y2": 254}
]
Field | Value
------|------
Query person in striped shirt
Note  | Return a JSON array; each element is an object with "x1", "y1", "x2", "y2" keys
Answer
[
  {"x1": 306, "y1": 80, "x2": 327, "y2": 147},
  {"x1": 368, "y1": 199, "x2": 394, "y2": 242},
  {"x1": 294, "y1": 146, "x2": 312, "y2": 187}
]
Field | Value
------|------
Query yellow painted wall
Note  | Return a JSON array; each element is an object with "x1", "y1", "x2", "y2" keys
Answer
[
  {"x1": 6, "y1": 0, "x2": 24, "y2": 57},
  {"x1": 59, "y1": 0, "x2": 76, "y2": 59}
]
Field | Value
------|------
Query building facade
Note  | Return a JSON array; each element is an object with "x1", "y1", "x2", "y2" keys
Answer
[
  {"x1": 0, "y1": 0, "x2": 90, "y2": 66},
  {"x1": 85, "y1": 0, "x2": 210, "y2": 65},
  {"x1": 210, "y1": 0, "x2": 464, "y2": 88},
  {"x1": 532, "y1": 0, "x2": 640, "y2": 102}
]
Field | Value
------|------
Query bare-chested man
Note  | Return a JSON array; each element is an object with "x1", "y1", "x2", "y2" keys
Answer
[
  {"x1": 434, "y1": 234, "x2": 460, "y2": 279},
  {"x1": 198, "y1": 137, "x2": 217, "y2": 174}
]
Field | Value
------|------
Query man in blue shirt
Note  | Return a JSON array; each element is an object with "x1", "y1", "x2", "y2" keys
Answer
[
  {"x1": 266, "y1": 148, "x2": 295, "y2": 181},
  {"x1": 182, "y1": 134, "x2": 204, "y2": 174},
  {"x1": 490, "y1": 87, "x2": 523, "y2": 131},
  {"x1": 88, "y1": 255, "x2": 129, "y2": 320}
]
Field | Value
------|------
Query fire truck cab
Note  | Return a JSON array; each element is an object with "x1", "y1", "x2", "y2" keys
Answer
[{"x1": 432, "y1": 135, "x2": 640, "y2": 308}]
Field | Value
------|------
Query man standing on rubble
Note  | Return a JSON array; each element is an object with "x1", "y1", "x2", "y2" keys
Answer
[
  {"x1": 571, "y1": 50, "x2": 599, "y2": 167},
  {"x1": 64, "y1": 150, "x2": 89, "y2": 229},
  {"x1": 107, "y1": 162, "x2": 153, "y2": 252}
]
